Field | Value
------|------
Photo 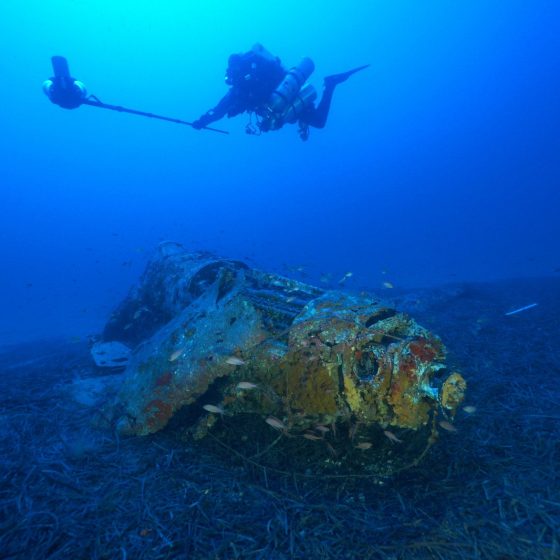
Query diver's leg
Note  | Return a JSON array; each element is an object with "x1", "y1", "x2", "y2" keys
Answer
[
  {"x1": 305, "y1": 83, "x2": 336, "y2": 129},
  {"x1": 304, "y1": 64, "x2": 370, "y2": 129}
]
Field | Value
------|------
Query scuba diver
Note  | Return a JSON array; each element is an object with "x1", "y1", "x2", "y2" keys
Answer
[{"x1": 192, "y1": 43, "x2": 369, "y2": 140}]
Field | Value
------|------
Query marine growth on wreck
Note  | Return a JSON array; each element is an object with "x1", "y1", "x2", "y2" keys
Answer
[{"x1": 99, "y1": 243, "x2": 466, "y2": 477}]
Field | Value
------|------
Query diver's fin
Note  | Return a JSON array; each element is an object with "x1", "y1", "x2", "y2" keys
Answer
[{"x1": 324, "y1": 64, "x2": 370, "y2": 87}]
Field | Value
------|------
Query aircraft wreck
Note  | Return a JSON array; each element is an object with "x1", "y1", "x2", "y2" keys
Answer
[{"x1": 98, "y1": 243, "x2": 466, "y2": 476}]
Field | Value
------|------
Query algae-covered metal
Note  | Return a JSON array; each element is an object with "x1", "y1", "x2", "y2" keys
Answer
[{"x1": 101, "y1": 243, "x2": 466, "y2": 476}]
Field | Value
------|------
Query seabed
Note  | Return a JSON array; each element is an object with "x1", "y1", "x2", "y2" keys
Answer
[{"x1": 0, "y1": 277, "x2": 558, "y2": 559}]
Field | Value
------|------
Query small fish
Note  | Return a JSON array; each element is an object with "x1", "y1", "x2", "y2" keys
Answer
[
  {"x1": 203, "y1": 404, "x2": 224, "y2": 415},
  {"x1": 133, "y1": 306, "x2": 149, "y2": 320},
  {"x1": 265, "y1": 416, "x2": 286, "y2": 431},
  {"x1": 439, "y1": 420, "x2": 458, "y2": 432},
  {"x1": 338, "y1": 272, "x2": 353, "y2": 284},
  {"x1": 504, "y1": 303, "x2": 538, "y2": 316},
  {"x1": 382, "y1": 281, "x2": 394, "y2": 289},
  {"x1": 169, "y1": 348, "x2": 186, "y2": 362},
  {"x1": 356, "y1": 442, "x2": 373, "y2": 450},
  {"x1": 225, "y1": 356, "x2": 245, "y2": 366},
  {"x1": 236, "y1": 381, "x2": 258, "y2": 390},
  {"x1": 314, "y1": 425, "x2": 330, "y2": 434},
  {"x1": 463, "y1": 406, "x2": 477, "y2": 414},
  {"x1": 383, "y1": 430, "x2": 402, "y2": 443},
  {"x1": 286, "y1": 296, "x2": 296, "y2": 303},
  {"x1": 303, "y1": 431, "x2": 322, "y2": 441}
]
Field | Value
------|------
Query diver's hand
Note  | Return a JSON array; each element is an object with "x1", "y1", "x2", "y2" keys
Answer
[{"x1": 191, "y1": 119, "x2": 204, "y2": 130}]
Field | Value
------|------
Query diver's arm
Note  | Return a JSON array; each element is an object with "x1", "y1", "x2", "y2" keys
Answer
[{"x1": 192, "y1": 91, "x2": 234, "y2": 129}]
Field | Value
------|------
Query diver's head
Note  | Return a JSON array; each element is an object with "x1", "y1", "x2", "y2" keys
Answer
[
  {"x1": 225, "y1": 53, "x2": 255, "y2": 86},
  {"x1": 225, "y1": 54, "x2": 244, "y2": 85}
]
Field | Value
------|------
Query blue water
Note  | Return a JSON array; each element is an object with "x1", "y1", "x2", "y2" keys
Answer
[{"x1": 1, "y1": 0, "x2": 559, "y2": 344}]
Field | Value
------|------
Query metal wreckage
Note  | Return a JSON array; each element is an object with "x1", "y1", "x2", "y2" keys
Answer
[{"x1": 98, "y1": 243, "x2": 466, "y2": 477}]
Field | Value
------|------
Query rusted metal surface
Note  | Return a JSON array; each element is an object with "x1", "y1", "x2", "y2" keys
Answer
[{"x1": 101, "y1": 244, "x2": 466, "y2": 475}]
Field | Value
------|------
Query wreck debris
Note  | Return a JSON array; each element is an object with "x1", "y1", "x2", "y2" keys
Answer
[
  {"x1": 441, "y1": 372, "x2": 467, "y2": 415},
  {"x1": 504, "y1": 302, "x2": 538, "y2": 316},
  {"x1": 98, "y1": 245, "x2": 467, "y2": 476},
  {"x1": 90, "y1": 341, "x2": 130, "y2": 369}
]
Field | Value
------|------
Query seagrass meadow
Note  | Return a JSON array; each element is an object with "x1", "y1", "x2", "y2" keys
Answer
[{"x1": 1, "y1": 277, "x2": 558, "y2": 560}]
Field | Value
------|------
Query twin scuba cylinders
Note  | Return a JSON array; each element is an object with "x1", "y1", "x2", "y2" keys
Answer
[{"x1": 260, "y1": 57, "x2": 317, "y2": 132}]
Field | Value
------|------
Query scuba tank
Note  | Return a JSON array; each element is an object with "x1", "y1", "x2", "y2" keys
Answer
[
  {"x1": 280, "y1": 83, "x2": 317, "y2": 124},
  {"x1": 260, "y1": 57, "x2": 316, "y2": 131}
]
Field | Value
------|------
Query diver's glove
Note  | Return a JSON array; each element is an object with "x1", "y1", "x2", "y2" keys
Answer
[
  {"x1": 191, "y1": 118, "x2": 205, "y2": 130},
  {"x1": 191, "y1": 113, "x2": 213, "y2": 130}
]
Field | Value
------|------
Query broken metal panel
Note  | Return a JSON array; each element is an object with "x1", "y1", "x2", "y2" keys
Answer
[{"x1": 104, "y1": 242, "x2": 321, "y2": 348}]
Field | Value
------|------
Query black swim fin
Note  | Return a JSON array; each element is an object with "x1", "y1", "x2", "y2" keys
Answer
[{"x1": 324, "y1": 64, "x2": 370, "y2": 87}]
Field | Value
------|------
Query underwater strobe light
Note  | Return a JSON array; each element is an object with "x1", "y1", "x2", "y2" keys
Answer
[
  {"x1": 43, "y1": 56, "x2": 87, "y2": 109},
  {"x1": 42, "y1": 55, "x2": 228, "y2": 133}
]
